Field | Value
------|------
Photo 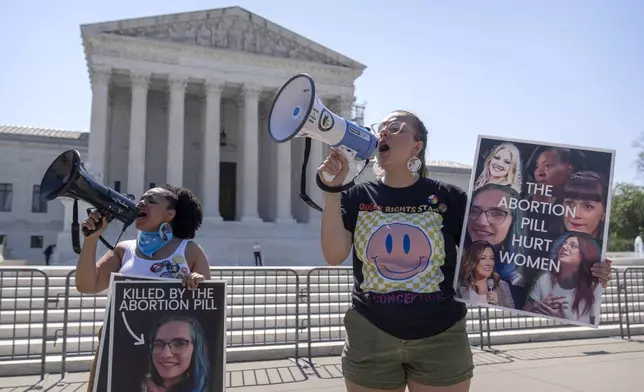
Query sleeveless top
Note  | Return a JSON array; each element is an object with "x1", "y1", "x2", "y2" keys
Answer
[{"x1": 118, "y1": 239, "x2": 192, "y2": 280}]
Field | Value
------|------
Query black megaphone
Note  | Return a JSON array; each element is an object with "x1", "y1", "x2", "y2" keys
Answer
[{"x1": 39, "y1": 149, "x2": 141, "y2": 254}]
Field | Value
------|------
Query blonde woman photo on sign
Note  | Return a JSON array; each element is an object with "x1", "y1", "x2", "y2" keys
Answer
[{"x1": 473, "y1": 142, "x2": 523, "y2": 194}]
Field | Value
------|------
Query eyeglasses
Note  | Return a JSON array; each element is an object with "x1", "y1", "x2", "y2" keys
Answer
[
  {"x1": 468, "y1": 206, "x2": 509, "y2": 225},
  {"x1": 370, "y1": 121, "x2": 406, "y2": 135},
  {"x1": 151, "y1": 339, "x2": 192, "y2": 355}
]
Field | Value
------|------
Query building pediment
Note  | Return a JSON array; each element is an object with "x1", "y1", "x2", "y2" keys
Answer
[{"x1": 81, "y1": 7, "x2": 365, "y2": 70}]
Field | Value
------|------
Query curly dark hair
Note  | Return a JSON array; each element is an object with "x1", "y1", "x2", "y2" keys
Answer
[{"x1": 158, "y1": 184, "x2": 203, "y2": 239}]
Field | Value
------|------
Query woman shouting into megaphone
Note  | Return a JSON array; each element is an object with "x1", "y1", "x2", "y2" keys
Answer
[
  {"x1": 319, "y1": 110, "x2": 612, "y2": 392},
  {"x1": 74, "y1": 184, "x2": 212, "y2": 392}
]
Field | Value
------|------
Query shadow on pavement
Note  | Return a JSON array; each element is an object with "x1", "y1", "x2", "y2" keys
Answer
[{"x1": 500, "y1": 338, "x2": 644, "y2": 361}]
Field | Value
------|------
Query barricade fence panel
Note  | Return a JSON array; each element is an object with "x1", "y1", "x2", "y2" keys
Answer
[
  {"x1": 623, "y1": 267, "x2": 644, "y2": 339},
  {"x1": 60, "y1": 270, "x2": 106, "y2": 375},
  {"x1": 208, "y1": 268, "x2": 301, "y2": 360},
  {"x1": 0, "y1": 267, "x2": 50, "y2": 379},
  {"x1": 305, "y1": 267, "x2": 353, "y2": 360},
  {"x1": 1, "y1": 264, "x2": 643, "y2": 377}
]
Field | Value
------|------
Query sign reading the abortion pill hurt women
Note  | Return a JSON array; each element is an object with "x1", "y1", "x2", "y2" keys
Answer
[
  {"x1": 105, "y1": 279, "x2": 227, "y2": 392},
  {"x1": 453, "y1": 135, "x2": 615, "y2": 328}
]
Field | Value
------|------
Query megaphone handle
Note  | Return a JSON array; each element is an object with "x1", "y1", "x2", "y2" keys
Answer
[
  {"x1": 82, "y1": 208, "x2": 113, "y2": 237},
  {"x1": 321, "y1": 171, "x2": 336, "y2": 183}
]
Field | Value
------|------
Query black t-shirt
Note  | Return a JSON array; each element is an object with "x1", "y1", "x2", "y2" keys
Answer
[{"x1": 341, "y1": 177, "x2": 468, "y2": 340}]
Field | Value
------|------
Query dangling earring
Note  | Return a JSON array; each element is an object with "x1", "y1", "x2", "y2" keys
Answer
[
  {"x1": 407, "y1": 157, "x2": 422, "y2": 178},
  {"x1": 158, "y1": 222, "x2": 174, "y2": 241},
  {"x1": 372, "y1": 160, "x2": 385, "y2": 177}
]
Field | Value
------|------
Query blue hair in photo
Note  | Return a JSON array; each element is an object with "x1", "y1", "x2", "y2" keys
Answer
[{"x1": 147, "y1": 314, "x2": 211, "y2": 392}]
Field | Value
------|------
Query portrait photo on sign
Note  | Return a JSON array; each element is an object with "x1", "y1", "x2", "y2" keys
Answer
[
  {"x1": 107, "y1": 280, "x2": 227, "y2": 392},
  {"x1": 93, "y1": 274, "x2": 161, "y2": 392},
  {"x1": 453, "y1": 135, "x2": 615, "y2": 328}
]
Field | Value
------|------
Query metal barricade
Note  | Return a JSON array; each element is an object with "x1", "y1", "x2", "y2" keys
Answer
[
  {"x1": 601, "y1": 268, "x2": 626, "y2": 337},
  {"x1": 60, "y1": 270, "x2": 106, "y2": 376},
  {"x1": 2, "y1": 264, "x2": 636, "y2": 379},
  {"x1": 304, "y1": 267, "x2": 353, "y2": 364},
  {"x1": 622, "y1": 267, "x2": 644, "y2": 339},
  {"x1": 0, "y1": 267, "x2": 50, "y2": 381},
  {"x1": 209, "y1": 267, "x2": 301, "y2": 362},
  {"x1": 470, "y1": 306, "x2": 493, "y2": 350}
]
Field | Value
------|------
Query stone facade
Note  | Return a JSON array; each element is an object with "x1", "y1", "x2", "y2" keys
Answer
[
  {"x1": 0, "y1": 6, "x2": 473, "y2": 266},
  {"x1": 0, "y1": 126, "x2": 88, "y2": 262}
]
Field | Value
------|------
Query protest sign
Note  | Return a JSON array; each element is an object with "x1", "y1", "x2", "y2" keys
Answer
[
  {"x1": 107, "y1": 279, "x2": 227, "y2": 392},
  {"x1": 453, "y1": 135, "x2": 615, "y2": 328},
  {"x1": 93, "y1": 274, "x2": 160, "y2": 392}
]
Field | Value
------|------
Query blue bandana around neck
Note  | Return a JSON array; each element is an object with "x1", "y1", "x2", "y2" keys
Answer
[{"x1": 137, "y1": 224, "x2": 174, "y2": 257}]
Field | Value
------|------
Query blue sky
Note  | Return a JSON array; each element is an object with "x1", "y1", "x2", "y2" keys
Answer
[{"x1": 1, "y1": 0, "x2": 642, "y2": 185}]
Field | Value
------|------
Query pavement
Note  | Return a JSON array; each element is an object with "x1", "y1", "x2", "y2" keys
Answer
[{"x1": 1, "y1": 336, "x2": 643, "y2": 391}]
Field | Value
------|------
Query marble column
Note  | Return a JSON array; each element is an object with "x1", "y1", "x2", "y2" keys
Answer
[
  {"x1": 202, "y1": 80, "x2": 224, "y2": 222},
  {"x1": 240, "y1": 84, "x2": 262, "y2": 222},
  {"x1": 274, "y1": 91, "x2": 295, "y2": 223},
  {"x1": 167, "y1": 76, "x2": 188, "y2": 186},
  {"x1": 127, "y1": 71, "x2": 150, "y2": 198},
  {"x1": 87, "y1": 67, "x2": 112, "y2": 184}
]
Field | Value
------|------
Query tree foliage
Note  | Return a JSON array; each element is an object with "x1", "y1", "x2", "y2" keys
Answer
[
  {"x1": 633, "y1": 134, "x2": 644, "y2": 176},
  {"x1": 609, "y1": 182, "x2": 644, "y2": 240}
]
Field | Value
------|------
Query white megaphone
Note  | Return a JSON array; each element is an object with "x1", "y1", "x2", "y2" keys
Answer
[{"x1": 268, "y1": 74, "x2": 378, "y2": 198}]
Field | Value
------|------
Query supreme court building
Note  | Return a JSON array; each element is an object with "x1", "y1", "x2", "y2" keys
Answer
[{"x1": 0, "y1": 7, "x2": 471, "y2": 265}]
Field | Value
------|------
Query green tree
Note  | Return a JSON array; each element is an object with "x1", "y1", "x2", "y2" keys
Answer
[
  {"x1": 609, "y1": 182, "x2": 644, "y2": 240},
  {"x1": 633, "y1": 134, "x2": 644, "y2": 175}
]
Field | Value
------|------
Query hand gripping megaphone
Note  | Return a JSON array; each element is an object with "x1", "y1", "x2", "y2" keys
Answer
[
  {"x1": 39, "y1": 149, "x2": 142, "y2": 254},
  {"x1": 268, "y1": 73, "x2": 378, "y2": 211}
]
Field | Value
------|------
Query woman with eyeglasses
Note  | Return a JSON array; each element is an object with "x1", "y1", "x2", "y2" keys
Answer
[
  {"x1": 319, "y1": 110, "x2": 472, "y2": 392},
  {"x1": 464, "y1": 183, "x2": 528, "y2": 300},
  {"x1": 317, "y1": 110, "x2": 613, "y2": 392},
  {"x1": 142, "y1": 314, "x2": 211, "y2": 392}
]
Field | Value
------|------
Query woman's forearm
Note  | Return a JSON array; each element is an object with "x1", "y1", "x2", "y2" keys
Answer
[
  {"x1": 75, "y1": 237, "x2": 100, "y2": 293},
  {"x1": 320, "y1": 193, "x2": 352, "y2": 266}
]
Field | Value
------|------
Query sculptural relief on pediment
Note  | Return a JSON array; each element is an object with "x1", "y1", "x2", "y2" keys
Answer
[{"x1": 104, "y1": 16, "x2": 346, "y2": 67}]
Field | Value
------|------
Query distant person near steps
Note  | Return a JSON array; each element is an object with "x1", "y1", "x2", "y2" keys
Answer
[
  {"x1": 44, "y1": 244, "x2": 56, "y2": 265},
  {"x1": 253, "y1": 242, "x2": 263, "y2": 266}
]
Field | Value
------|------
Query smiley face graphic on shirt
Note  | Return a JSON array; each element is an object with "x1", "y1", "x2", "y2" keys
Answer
[
  {"x1": 354, "y1": 210, "x2": 446, "y2": 293},
  {"x1": 366, "y1": 223, "x2": 433, "y2": 280}
]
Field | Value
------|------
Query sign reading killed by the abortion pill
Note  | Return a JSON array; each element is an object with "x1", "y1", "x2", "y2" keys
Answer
[
  {"x1": 453, "y1": 135, "x2": 615, "y2": 328},
  {"x1": 107, "y1": 280, "x2": 227, "y2": 392}
]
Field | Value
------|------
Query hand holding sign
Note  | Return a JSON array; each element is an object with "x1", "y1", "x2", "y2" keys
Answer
[
  {"x1": 182, "y1": 272, "x2": 205, "y2": 290},
  {"x1": 592, "y1": 259, "x2": 613, "y2": 289}
]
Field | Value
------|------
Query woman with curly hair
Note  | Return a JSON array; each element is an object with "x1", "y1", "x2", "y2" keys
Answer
[
  {"x1": 457, "y1": 240, "x2": 514, "y2": 308},
  {"x1": 75, "y1": 184, "x2": 212, "y2": 392}
]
